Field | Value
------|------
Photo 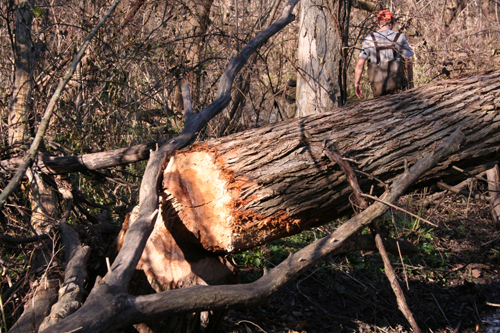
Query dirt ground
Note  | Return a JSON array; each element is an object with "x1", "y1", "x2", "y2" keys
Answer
[{"x1": 220, "y1": 186, "x2": 500, "y2": 333}]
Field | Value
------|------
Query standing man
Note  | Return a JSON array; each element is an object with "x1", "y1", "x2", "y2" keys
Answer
[{"x1": 354, "y1": 10, "x2": 414, "y2": 98}]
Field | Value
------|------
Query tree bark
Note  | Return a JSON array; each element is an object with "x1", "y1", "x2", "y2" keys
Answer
[
  {"x1": 295, "y1": 0, "x2": 342, "y2": 116},
  {"x1": 159, "y1": 70, "x2": 500, "y2": 253},
  {"x1": 8, "y1": 0, "x2": 34, "y2": 147}
]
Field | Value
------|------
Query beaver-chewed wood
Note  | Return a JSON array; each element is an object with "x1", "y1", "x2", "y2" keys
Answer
[{"x1": 160, "y1": 70, "x2": 500, "y2": 253}]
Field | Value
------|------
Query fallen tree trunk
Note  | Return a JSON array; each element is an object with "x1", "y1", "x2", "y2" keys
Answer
[
  {"x1": 158, "y1": 70, "x2": 500, "y2": 253},
  {"x1": 40, "y1": 129, "x2": 464, "y2": 333},
  {"x1": 2, "y1": 72, "x2": 497, "y2": 180}
]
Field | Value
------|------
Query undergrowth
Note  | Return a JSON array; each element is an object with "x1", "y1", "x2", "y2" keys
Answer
[{"x1": 225, "y1": 183, "x2": 500, "y2": 333}]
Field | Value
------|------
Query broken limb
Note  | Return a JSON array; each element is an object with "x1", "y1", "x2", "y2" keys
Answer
[
  {"x1": 38, "y1": 3, "x2": 302, "y2": 332},
  {"x1": 321, "y1": 141, "x2": 368, "y2": 210},
  {"x1": 8, "y1": 278, "x2": 59, "y2": 333},
  {"x1": 437, "y1": 180, "x2": 490, "y2": 201}
]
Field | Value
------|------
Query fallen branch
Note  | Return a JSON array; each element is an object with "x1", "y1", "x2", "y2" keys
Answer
[
  {"x1": 105, "y1": 0, "x2": 300, "y2": 291},
  {"x1": 39, "y1": 223, "x2": 90, "y2": 330},
  {"x1": 373, "y1": 227, "x2": 421, "y2": 333},
  {"x1": 8, "y1": 277, "x2": 59, "y2": 333},
  {"x1": 0, "y1": 233, "x2": 50, "y2": 244},
  {"x1": 437, "y1": 180, "x2": 490, "y2": 201},
  {"x1": 422, "y1": 175, "x2": 484, "y2": 207}
]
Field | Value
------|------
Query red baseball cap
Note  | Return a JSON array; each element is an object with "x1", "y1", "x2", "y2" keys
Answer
[{"x1": 377, "y1": 10, "x2": 394, "y2": 22}]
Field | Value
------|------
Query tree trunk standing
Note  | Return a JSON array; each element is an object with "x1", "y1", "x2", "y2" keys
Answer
[
  {"x1": 8, "y1": 0, "x2": 59, "y2": 240},
  {"x1": 339, "y1": 0, "x2": 351, "y2": 105},
  {"x1": 7, "y1": 1, "x2": 63, "y2": 330},
  {"x1": 155, "y1": 70, "x2": 500, "y2": 253},
  {"x1": 8, "y1": 0, "x2": 34, "y2": 146},
  {"x1": 295, "y1": 0, "x2": 342, "y2": 117}
]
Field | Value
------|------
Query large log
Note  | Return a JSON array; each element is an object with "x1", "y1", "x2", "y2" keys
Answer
[
  {"x1": 40, "y1": 129, "x2": 464, "y2": 333},
  {"x1": 159, "y1": 70, "x2": 500, "y2": 253}
]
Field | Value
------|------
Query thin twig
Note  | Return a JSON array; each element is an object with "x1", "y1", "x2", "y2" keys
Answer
[
  {"x1": 397, "y1": 241, "x2": 410, "y2": 290},
  {"x1": 373, "y1": 227, "x2": 421, "y2": 333},
  {"x1": 362, "y1": 193, "x2": 438, "y2": 227},
  {"x1": 432, "y1": 293, "x2": 451, "y2": 327},
  {"x1": 236, "y1": 320, "x2": 267, "y2": 333}
]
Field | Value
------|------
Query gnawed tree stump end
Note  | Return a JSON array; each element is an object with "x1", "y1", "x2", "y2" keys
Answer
[
  {"x1": 119, "y1": 206, "x2": 237, "y2": 293},
  {"x1": 162, "y1": 149, "x2": 310, "y2": 254}
]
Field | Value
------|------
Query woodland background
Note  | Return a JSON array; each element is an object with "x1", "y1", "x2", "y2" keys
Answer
[{"x1": 1, "y1": 0, "x2": 500, "y2": 332}]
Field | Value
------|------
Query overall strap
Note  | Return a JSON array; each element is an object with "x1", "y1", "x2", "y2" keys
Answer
[
  {"x1": 371, "y1": 33, "x2": 380, "y2": 64},
  {"x1": 371, "y1": 32, "x2": 403, "y2": 63},
  {"x1": 392, "y1": 32, "x2": 402, "y2": 60}
]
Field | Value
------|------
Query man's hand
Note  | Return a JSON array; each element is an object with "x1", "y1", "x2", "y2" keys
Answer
[{"x1": 355, "y1": 83, "x2": 363, "y2": 99}]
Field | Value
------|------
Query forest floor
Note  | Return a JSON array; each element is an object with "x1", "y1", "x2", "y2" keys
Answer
[{"x1": 221, "y1": 183, "x2": 500, "y2": 333}]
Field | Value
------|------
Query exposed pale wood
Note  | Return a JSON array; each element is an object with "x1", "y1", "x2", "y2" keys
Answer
[
  {"x1": 118, "y1": 206, "x2": 237, "y2": 293},
  {"x1": 40, "y1": 129, "x2": 463, "y2": 333},
  {"x1": 157, "y1": 71, "x2": 500, "y2": 253}
]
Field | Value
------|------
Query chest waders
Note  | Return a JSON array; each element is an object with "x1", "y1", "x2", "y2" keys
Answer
[{"x1": 367, "y1": 32, "x2": 408, "y2": 97}]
